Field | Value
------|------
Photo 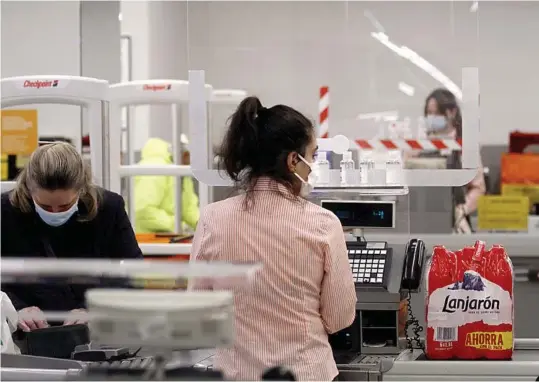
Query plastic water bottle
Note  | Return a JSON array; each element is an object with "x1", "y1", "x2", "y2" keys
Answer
[
  {"x1": 359, "y1": 151, "x2": 374, "y2": 184},
  {"x1": 316, "y1": 151, "x2": 330, "y2": 185},
  {"x1": 386, "y1": 151, "x2": 403, "y2": 185},
  {"x1": 340, "y1": 151, "x2": 356, "y2": 186}
]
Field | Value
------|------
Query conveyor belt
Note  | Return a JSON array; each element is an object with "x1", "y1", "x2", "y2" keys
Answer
[
  {"x1": 0, "y1": 351, "x2": 217, "y2": 381},
  {"x1": 384, "y1": 347, "x2": 539, "y2": 380},
  {"x1": 336, "y1": 339, "x2": 539, "y2": 381}
]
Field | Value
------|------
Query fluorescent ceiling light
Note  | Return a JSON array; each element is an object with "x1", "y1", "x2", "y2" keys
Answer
[
  {"x1": 363, "y1": 10, "x2": 385, "y2": 33},
  {"x1": 398, "y1": 82, "x2": 415, "y2": 97},
  {"x1": 371, "y1": 32, "x2": 463, "y2": 101}
]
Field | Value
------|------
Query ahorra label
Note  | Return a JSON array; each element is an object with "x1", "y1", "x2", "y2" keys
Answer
[{"x1": 465, "y1": 331, "x2": 513, "y2": 351}]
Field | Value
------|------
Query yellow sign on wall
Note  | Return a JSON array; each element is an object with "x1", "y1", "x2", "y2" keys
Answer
[
  {"x1": 0, "y1": 109, "x2": 38, "y2": 156},
  {"x1": 478, "y1": 195, "x2": 529, "y2": 231}
]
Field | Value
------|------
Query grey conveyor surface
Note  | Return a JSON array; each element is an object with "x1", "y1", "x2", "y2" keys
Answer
[
  {"x1": 385, "y1": 344, "x2": 539, "y2": 380},
  {"x1": 331, "y1": 339, "x2": 539, "y2": 381}
]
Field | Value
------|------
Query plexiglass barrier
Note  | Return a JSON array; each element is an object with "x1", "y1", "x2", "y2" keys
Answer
[
  {"x1": 190, "y1": 68, "x2": 480, "y2": 189},
  {"x1": 186, "y1": 2, "x2": 481, "y2": 191}
]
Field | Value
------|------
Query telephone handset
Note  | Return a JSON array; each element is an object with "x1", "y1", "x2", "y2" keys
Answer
[
  {"x1": 401, "y1": 238, "x2": 426, "y2": 291},
  {"x1": 401, "y1": 238, "x2": 427, "y2": 352}
]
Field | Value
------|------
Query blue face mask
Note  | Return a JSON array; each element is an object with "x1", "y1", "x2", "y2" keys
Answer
[
  {"x1": 426, "y1": 115, "x2": 447, "y2": 131},
  {"x1": 34, "y1": 200, "x2": 79, "y2": 227}
]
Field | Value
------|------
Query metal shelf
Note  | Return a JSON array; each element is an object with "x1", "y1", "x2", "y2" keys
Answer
[{"x1": 313, "y1": 185, "x2": 409, "y2": 196}]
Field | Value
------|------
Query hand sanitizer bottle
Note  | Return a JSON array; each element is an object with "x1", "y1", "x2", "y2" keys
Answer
[
  {"x1": 340, "y1": 151, "x2": 356, "y2": 186},
  {"x1": 316, "y1": 151, "x2": 330, "y2": 185},
  {"x1": 359, "y1": 151, "x2": 374, "y2": 184},
  {"x1": 386, "y1": 150, "x2": 403, "y2": 185}
]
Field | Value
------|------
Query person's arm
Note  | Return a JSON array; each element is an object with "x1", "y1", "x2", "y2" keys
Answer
[
  {"x1": 134, "y1": 175, "x2": 175, "y2": 232},
  {"x1": 463, "y1": 165, "x2": 486, "y2": 215},
  {"x1": 320, "y1": 216, "x2": 357, "y2": 334},
  {"x1": 182, "y1": 177, "x2": 200, "y2": 230},
  {"x1": 109, "y1": 196, "x2": 143, "y2": 259}
]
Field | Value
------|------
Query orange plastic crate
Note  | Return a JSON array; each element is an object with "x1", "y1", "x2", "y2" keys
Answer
[{"x1": 501, "y1": 153, "x2": 539, "y2": 184}]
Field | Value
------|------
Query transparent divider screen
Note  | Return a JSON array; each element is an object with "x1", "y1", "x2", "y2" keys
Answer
[{"x1": 185, "y1": 2, "x2": 480, "y2": 189}]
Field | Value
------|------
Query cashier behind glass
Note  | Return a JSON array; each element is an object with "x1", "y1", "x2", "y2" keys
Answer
[
  {"x1": 422, "y1": 88, "x2": 486, "y2": 233},
  {"x1": 1, "y1": 142, "x2": 143, "y2": 331}
]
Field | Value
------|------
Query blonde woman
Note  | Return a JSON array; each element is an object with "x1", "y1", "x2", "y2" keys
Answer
[{"x1": 1, "y1": 142, "x2": 142, "y2": 332}]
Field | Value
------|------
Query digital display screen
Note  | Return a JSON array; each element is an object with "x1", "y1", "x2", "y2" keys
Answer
[
  {"x1": 366, "y1": 242, "x2": 386, "y2": 249},
  {"x1": 321, "y1": 201, "x2": 394, "y2": 229}
]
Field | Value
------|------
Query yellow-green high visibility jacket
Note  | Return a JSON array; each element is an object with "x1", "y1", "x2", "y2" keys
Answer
[{"x1": 134, "y1": 138, "x2": 199, "y2": 233}]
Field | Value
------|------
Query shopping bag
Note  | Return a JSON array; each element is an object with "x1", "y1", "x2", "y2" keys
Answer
[{"x1": 1, "y1": 292, "x2": 20, "y2": 354}]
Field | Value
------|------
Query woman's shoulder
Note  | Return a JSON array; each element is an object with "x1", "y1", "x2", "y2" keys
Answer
[
  {"x1": 2, "y1": 191, "x2": 13, "y2": 212},
  {"x1": 1, "y1": 191, "x2": 18, "y2": 215},
  {"x1": 1, "y1": 192, "x2": 32, "y2": 230},
  {"x1": 81, "y1": 188, "x2": 128, "y2": 226},
  {"x1": 200, "y1": 195, "x2": 341, "y2": 229},
  {"x1": 304, "y1": 200, "x2": 342, "y2": 226},
  {"x1": 1, "y1": 191, "x2": 11, "y2": 205},
  {"x1": 97, "y1": 188, "x2": 126, "y2": 212}
]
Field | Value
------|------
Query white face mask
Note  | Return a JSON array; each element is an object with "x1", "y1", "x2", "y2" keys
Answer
[
  {"x1": 426, "y1": 115, "x2": 448, "y2": 131},
  {"x1": 33, "y1": 200, "x2": 79, "y2": 227},
  {"x1": 294, "y1": 154, "x2": 318, "y2": 198}
]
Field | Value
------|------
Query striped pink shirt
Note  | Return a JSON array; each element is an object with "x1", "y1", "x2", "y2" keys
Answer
[{"x1": 191, "y1": 178, "x2": 357, "y2": 381}]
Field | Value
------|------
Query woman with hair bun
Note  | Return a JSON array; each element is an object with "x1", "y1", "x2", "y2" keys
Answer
[
  {"x1": 1, "y1": 142, "x2": 142, "y2": 331},
  {"x1": 192, "y1": 96, "x2": 357, "y2": 381}
]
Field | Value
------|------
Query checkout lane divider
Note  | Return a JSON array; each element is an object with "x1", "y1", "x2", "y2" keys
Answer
[
  {"x1": 138, "y1": 236, "x2": 539, "y2": 283},
  {"x1": 137, "y1": 235, "x2": 192, "y2": 289},
  {"x1": 140, "y1": 243, "x2": 192, "y2": 256},
  {"x1": 139, "y1": 234, "x2": 539, "y2": 257}
]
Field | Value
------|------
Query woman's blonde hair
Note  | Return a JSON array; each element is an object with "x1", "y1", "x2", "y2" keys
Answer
[{"x1": 10, "y1": 142, "x2": 101, "y2": 221}]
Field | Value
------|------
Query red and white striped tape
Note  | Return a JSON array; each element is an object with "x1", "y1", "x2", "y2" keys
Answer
[
  {"x1": 354, "y1": 138, "x2": 462, "y2": 151},
  {"x1": 319, "y1": 86, "x2": 329, "y2": 138}
]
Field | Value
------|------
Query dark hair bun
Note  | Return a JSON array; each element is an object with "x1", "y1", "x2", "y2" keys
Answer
[{"x1": 217, "y1": 96, "x2": 314, "y2": 194}]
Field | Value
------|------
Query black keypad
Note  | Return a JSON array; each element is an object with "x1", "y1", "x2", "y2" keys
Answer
[{"x1": 347, "y1": 248, "x2": 388, "y2": 285}]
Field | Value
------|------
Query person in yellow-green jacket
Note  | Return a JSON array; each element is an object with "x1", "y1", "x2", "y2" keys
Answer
[{"x1": 134, "y1": 138, "x2": 199, "y2": 233}]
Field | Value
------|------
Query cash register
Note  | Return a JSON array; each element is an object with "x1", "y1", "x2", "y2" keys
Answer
[{"x1": 321, "y1": 200, "x2": 426, "y2": 375}]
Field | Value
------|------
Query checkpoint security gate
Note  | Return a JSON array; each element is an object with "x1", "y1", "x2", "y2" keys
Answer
[
  {"x1": 0, "y1": 75, "x2": 110, "y2": 190},
  {"x1": 108, "y1": 80, "x2": 246, "y2": 252}
]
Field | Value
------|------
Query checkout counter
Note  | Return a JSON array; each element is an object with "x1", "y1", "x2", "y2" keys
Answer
[
  {"x1": 3, "y1": 200, "x2": 539, "y2": 381},
  {"x1": 323, "y1": 200, "x2": 539, "y2": 381}
]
